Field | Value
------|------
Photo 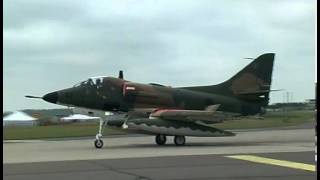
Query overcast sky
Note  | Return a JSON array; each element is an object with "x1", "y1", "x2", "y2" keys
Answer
[{"x1": 4, "y1": 0, "x2": 316, "y2": 111}]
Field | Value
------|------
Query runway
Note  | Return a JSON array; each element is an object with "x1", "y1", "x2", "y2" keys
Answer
[
  {"x1": 4, "y1": 127, "x2": 317, "y2": 180},
  {"x1": 4, "y1": 152, "x2": 316, "y2": 180}
]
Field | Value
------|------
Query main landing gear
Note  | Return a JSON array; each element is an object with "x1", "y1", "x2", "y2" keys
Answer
[
  {"x1": 94, "y1": 118, "x2": 107, "y2": 149},
  {"x1": 155, "y1": 134, "x2": 167, "y2": 145},
  {"x1": 155, "y1": 134, "x2": 186, "y2": 146},
  {"x1": 174, "y1": 135, "x2": 186, "y2": 146}
]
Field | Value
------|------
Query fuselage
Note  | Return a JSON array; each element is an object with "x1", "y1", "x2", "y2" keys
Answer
[{"x1": 44, "y1": 76, "x2": 263, "y2": 115}]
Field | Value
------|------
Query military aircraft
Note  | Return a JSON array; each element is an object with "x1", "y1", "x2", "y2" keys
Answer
[{"x1": 26, "y1": 53, "x2": 275, "y2": 148}]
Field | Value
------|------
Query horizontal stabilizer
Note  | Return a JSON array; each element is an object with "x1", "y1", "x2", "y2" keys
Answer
[
  {"x1": 237, "y1": 89, "x2": 283, "y2": 95},
  {"x1": 205, "y1": 104, "x2": 220, "y2": 111}
]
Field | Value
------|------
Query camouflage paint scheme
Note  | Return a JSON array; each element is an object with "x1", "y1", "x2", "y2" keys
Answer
[{"x1": 41, "y1": 53, "x2": 275, "y2": 137}]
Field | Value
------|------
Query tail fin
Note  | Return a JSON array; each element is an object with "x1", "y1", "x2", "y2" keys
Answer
[
  {"x1": 185, "y1": 53, "x2": 275, "y2": 107},
  {"x1": 226, "y1": 53, "x2": 275, "y2": 106}
]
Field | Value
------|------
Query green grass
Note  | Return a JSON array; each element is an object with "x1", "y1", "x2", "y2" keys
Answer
[
  {"x1": 4, "y1": 123, "x2": 126, "y2": 140},
  {"x1": 3, "y1": 110, "x2": 315, "y2": 140}
]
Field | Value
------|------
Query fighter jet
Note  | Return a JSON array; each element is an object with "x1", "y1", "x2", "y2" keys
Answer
[{"x1": 26, "y1": 53, "x2": 275, "y2": 148}]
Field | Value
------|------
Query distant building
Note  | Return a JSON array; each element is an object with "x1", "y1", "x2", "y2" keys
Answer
[
  {"x1": 267, "y1": 102, "x2": 305, "y2": 111},
  {"x1": 304, "y1": 99, "x2": 316, "y2": 110},
  {"x1": 3, "y1": 111, "x2": 39, "y2": 127},
  {"x1": 305, "y1": 99, "x2": 316, "y2": 104},
  {"x1": 61, "y1": 114, "x2": 100, "y2": 123},
  {"x1": 267, "y1": 99, "x2": 316, "y2": 111},
  {"x1": 22, "y1": 108, "x2": 73, "y2": 125}
]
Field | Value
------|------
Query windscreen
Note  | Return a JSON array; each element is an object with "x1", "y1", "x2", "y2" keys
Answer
[{"x1": 73, "y1": 80, "x2": 89, "y2": 87}]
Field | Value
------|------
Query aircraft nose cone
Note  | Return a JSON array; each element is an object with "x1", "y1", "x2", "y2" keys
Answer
[{"x1": 43, "y1": 92, "x2": 58, "y2": 104}]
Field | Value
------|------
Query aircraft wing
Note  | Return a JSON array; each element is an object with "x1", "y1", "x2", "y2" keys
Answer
[
  {"x1": 113, "y1": 105, "x2": 235, "y2": 137},
  {"x1": 71, "y1": 106, "x2": 235, "y2": 137},
  {"x1": 126, "y1": 118, "x2": 235, "y2": 137},
  {"x1": 149, "y1": 105, "x2": 234, "y2": 124}
]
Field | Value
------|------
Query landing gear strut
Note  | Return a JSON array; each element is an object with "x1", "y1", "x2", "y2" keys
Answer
[
  {"x1": 94, "y1": 118, "x2": 107, "y2": 149},
  {"x1": 155, "y1": 134, "x2": 167, "y2": 145},
  {"x1": 174, "y1": 135, "x2": 186, "y2": 146}
]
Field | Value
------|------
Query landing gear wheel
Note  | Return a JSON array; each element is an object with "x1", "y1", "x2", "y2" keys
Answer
[
  {"x1": 94, "y1": 139, "x2": 104, "y2": 149},
  {"x1": 94, "y1": 118, "x2": 107, "y2": 149},
  {"x1": 174, "y1": 136, "x2": 186, "y2": 146},
  {"x1": 155, "y1": 134, "x2": 167, "y2": 145}
]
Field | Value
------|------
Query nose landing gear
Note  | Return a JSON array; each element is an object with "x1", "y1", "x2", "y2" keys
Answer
[
  {"x1": 94, "y1": 118, "x2": 107, "y2": 149},
  {"x1": 94, "y1": 138, "x2": 104, "y2": 149}
]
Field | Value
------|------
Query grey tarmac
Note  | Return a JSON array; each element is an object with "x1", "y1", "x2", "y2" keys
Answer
[
  {"x1": 3, "y1": 127, "x2": 317, "y2": 180},
  {"x1": 3, "y1": 128, "x2": 315, "y2": 164},
  {"x1": 3, "y1": 152, "x2": 316, "y2": 180}
]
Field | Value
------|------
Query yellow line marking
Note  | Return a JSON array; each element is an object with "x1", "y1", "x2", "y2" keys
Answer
[{"x1": 226, "y1": 155, "x2": 315, "y2": 172}]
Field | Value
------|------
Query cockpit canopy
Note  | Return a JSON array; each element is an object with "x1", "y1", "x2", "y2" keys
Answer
[{"x1": 73, "y1": 76, "x2": 106, "y2": 87}]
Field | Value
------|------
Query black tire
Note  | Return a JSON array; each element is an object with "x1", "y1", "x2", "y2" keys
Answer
[
  {"x1": 155, "y1": 134, "x2": 167, "y2": 145},
  {"x1": 94, "y1": 139, "x2": 104, "y2": 149},
  {"x1": 174, "y1": 136, "x2": 186, "y2": 146}
]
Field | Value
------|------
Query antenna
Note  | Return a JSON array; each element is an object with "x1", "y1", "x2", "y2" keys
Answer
[{"x1": 118, "y1": 70, "x2": 124, "y2": 79}]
